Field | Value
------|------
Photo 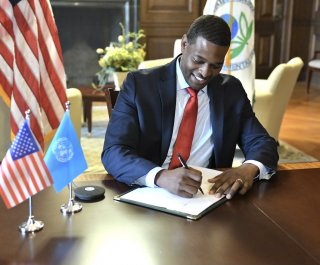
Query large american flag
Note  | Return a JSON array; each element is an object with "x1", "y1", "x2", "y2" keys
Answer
[
  {"x1": 0, "y1": 120, "x2": 52, "y2": 208},
  {"x1": 0, "y1": 0, "x2": 67, "y2": 149}
]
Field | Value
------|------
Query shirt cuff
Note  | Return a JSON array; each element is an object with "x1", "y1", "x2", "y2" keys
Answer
[
  {"x1": 244, "y1": 160, "x2": 276, "y2": 180},
  {"x1": 133, "y1": 166, "x2": 163, "y2": 188}
]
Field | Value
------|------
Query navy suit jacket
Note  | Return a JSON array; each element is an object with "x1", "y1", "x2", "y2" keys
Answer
[{"x1": 102, "y1": 57, "x2": 278, "y2": 185}]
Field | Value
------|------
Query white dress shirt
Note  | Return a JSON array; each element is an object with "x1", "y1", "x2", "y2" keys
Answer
[{"x1": 135, "y1": 60, "x2": 273, "y2": 187}]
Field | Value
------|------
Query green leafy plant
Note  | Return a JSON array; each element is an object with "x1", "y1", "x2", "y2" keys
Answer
[
  {"x1": 93, "y1": 23, "x2": 146, "y2": 89},
  {"x1": 231, "y1": 12, "x2": 253, "y2": 59}
]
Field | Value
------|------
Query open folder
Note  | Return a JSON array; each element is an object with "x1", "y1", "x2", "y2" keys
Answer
[{"x1": 113, "y1": 167, "x2": 227, "y2": 220}]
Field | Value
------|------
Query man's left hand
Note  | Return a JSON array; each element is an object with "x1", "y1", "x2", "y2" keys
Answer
[{"x1": 208, "y1": 163, "x2": 259, "y2": 199}]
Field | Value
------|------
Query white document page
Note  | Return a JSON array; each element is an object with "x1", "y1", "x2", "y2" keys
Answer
[{"x1": 119, "y1": 167, "x2": 223, "y2": 216}]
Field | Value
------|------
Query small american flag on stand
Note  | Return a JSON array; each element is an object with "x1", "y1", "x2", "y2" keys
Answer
[{"x1": 0, "y1": 119, "x2": 52, "y2": 208}]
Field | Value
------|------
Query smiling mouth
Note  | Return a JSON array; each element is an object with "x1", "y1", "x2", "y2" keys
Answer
[
  {"x1": 194, "y1": 75, "x2": 204, "y2": 81},
  {"x1": 192, "y1": 73, "x2": 207, "y2": 84}
]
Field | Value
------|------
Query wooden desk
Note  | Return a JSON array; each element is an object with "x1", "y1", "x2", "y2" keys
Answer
[{"x1": 0, "y1": 168, "x2": 319, "y2": 265}]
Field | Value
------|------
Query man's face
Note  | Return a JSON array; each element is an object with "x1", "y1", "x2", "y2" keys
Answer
[{"x1": 180, "y1": 35, "x2": 229, "y2": 91}]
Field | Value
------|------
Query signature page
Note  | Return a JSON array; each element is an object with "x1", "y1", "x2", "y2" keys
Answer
[{"x1": 119, "y1": 167, "x2": 223, "y2": 216}]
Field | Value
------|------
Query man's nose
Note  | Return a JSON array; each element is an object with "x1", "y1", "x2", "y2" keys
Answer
[{"x1": 199, "y1": 64, "x2": 211, "y2": 78}]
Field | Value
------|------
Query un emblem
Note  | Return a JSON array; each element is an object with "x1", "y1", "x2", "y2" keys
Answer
[{"x1": 52, "y1": 137, "x2": 74, "y2": 163}]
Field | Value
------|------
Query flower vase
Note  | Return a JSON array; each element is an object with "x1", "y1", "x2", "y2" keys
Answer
[{"x1": 113, "y1": 71, "x2": 128, "y2": 91}]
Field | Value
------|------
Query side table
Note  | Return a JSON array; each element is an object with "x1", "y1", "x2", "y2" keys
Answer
[
  {"x1": 80, "y1": 86, "x2": 119, "y2": 134},
  {"x1": 80, "y1": 87, "x2": 107, "y2": 134}
]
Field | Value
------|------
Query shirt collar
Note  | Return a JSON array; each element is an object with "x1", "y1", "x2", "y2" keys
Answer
[{"x1": 176, "y1": 57, "x2": 207, "y2": 94}]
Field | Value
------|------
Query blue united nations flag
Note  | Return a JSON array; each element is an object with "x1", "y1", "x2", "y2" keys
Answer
[{"x1": 44, "y1": 111, "x2": 88, "y2": 192}]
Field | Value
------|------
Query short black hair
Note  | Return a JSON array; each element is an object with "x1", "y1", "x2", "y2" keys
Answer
[{"x1": 186, "y1": 15, "x2": 231, "y2": 47}]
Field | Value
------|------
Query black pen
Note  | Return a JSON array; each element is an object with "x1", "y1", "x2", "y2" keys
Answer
[{"x1": 177, "y1": 153, "x2": 204, "y2": 195}]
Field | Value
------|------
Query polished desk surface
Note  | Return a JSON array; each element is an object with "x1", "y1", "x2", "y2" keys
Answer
[{"x1": 0, "y1": 168, "x2": 319, "y2": 265}]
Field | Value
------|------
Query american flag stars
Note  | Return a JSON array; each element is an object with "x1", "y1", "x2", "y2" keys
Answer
[
  {"x1": 10, "y1": 123, "x2": 39, "y2": 160},
  {"x1": 0, "y1": 120, "x2": 53, "y2": 208}
]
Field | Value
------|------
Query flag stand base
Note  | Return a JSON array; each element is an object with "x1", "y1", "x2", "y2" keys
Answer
[
  {"x1": 60, "y1": 198, "x2": 82, "y2": 215},
  {"x1": 19, "y1": 215, "x2": 44, "y2": 234}
]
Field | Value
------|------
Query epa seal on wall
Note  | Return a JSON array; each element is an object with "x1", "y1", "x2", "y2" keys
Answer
[
  {"x1": 52, "y1": 137, "x2": 74, "y2": 163},
  {"x1": 203, "y1": 0, "x2": 255, "y2": 102},
  {"x1": 213, "y1": 0, "x2": 254, "y2": 72}
]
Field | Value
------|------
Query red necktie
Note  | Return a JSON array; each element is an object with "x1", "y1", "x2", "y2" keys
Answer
[{"x1": 169, "y1": 88, "x2": 198, "y2": 169}]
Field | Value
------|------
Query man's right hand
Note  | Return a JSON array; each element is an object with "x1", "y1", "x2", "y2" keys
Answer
[{"x1": 154, "y1": 167, "x2": 202, "y2": 198}]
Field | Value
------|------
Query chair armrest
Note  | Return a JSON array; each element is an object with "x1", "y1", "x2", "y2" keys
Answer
[
  {"x1": 138, "y1": 58, "x2": 173, "y2": 69},
  {"x1": 254, "y1": 79, "x2": 273, "y2": 115},
  {"x1": 254, "y1": 79, "x2": 272, "y2": 97},
  {"x1": 173, "y1": 39, "x2": 182, "y2": 57},
  {"x1": 66, "y1": 88, "x2": 82, "y2": 139}
]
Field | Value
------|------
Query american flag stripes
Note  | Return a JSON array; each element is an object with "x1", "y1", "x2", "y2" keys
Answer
[
  {"x1": 0, "y1": 0, "x2": 67, "y2": 149},
  {"x1": 0, "y1": 120, "x2": 53, "y2": 208}
]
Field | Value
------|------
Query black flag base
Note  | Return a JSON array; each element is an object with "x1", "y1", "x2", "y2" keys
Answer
[
  {"x1": 19, "y1": 215, "x2": 44, "y2": 234},
  {"x1": 60, "y1": 198, "x2": 82, "y2": 215}
]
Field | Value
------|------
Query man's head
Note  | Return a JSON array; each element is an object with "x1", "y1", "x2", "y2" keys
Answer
[{"x1": 180, "y1": 15, "x2": 231, "y2": 90}]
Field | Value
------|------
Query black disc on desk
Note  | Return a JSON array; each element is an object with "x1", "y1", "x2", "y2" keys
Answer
[{"x1": 74, "y1": 185, "x2": 105, "y2": 201}]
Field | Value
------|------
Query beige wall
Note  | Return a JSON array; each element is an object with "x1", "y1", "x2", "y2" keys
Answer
[{"x1": 0, "y1": 97, "x2": 11, "y2": 160}]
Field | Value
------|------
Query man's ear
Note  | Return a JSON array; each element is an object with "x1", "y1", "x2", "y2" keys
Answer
[{"x1": 181, "y1": 34, "x2": 188, "y2": 52}]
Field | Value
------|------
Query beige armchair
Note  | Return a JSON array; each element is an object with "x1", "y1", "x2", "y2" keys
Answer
[
  {"x1": 253, "y1": 57, "x2": 304, "y2": 141},
  {"x1": 66, "y1": 88, "x2": 82, "y2": 139}
]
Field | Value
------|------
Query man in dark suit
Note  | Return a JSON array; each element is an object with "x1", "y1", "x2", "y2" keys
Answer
[{"x1": 102, "y1": 15, "x2": 278, "y2": 199}]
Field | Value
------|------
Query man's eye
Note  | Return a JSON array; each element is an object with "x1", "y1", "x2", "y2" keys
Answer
[
  {"x1": 212, "y1": 64, "x2": 223, "y2": 69},
  {"x1": 193, "y1": 58, "x2": 202, "y2": 64}
]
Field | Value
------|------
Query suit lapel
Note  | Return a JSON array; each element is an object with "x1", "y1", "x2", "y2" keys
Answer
[
  {"x1": 158, "y1": 59, "x2": 177, "y2": 163},
  {"x1": 207, "y1": 75, "x2": 225, "y2": 165}
]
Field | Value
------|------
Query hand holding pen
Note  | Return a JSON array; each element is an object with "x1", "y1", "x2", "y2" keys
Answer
[{"x1": 177, "y1": 153, "x2": 204, "y2": 195}]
